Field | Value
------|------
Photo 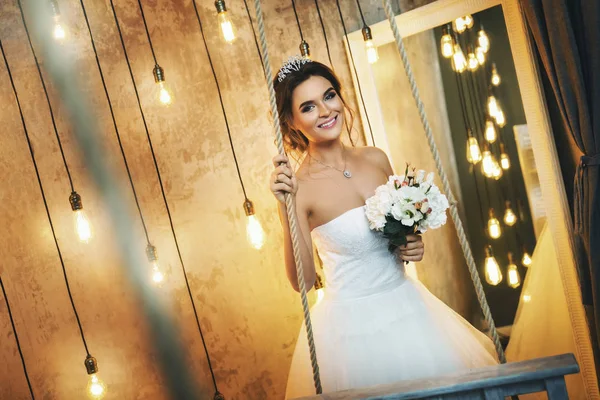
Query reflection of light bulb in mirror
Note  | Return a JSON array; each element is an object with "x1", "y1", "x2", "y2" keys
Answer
[
  {"x1": 478, "y1": 27, "x2": 490, "y2": 53},
  {"x1": 244, "y1": 199, "x2": 265, "y2": 250},
  {"x1": 84, "y1": 355, "x2": 106, "y2": 399},
  {"x1": 522, "y1": 251, "x2": 532, "y2": 267},
  {"x1": 484, "y1": 246, "x2": 502, "y2": 285},
  {"x1": 466, "y1": 135, "x2": 482, "y2": 164},
  {"x1": 487, "y1": 209, "x2": 502, "y2": 239},
  {"x1": 451, "y1": 45, "x2": 467, "y2": 73},
  {"x1": 440, "y1": 26, "x2": 454, "y2": 58},
  {"x1": 487, "y1": 95, "x2": 500, "y2": 117},
  {"x1": 215, "y1": 0, "x2": 236, "y2": 43},
  {"x1": 481, "y1": 149, "x2": 496, "y2": 178},
  {"x1": 70, "y1": 192, "x2": 92, "y2": 243},
  {"x1": 475, "y1": 47, "x2": 486, "y2": 65},
  {"x1": 146, "y1": 244, "x2": 165, "y2": 285},
  {"x1": 491, "y1": 63, "x2": 501, "y2": 86},
  {"x1": 485, "y1": 119, "x2": 497, "y2": 143},
  {"x1": 507, "y1": 253, "x2": 521, "y2": 288},
  {"x1": 495, "y1": 109, "x2": 506, "y2": 127},
  {"x1": 467, "y1": 51, "x2": 479, "y2": 71},
  {"x1": 503, "y1": 201, "x2": 517, "y2": 226},
  {"x1": 362, "y1": 27, "x2": 378, "y2": 64},
  {"x1": 153, "y1": 65, "x2": 174, "y2": 106}
]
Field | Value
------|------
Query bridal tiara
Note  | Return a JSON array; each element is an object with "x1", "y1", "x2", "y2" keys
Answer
[{"x1": 277, "y1": 55, "x2": 312, "y2": 83}]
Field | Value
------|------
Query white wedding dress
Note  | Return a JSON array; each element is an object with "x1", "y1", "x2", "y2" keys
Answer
[{"x1": 285, "y1": 206, "x2": 498, "y2": 399}]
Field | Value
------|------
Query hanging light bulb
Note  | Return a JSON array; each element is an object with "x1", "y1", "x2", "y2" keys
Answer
[
  {"x1": 362, "y1": 26, "x2": 379, "y2": 64},
  {"x1": 507, "y1": 252, "x2": 521, "y2": 288},
  {"x1": 146, "y1": 244, "x2": 165, "y2": 284},
  {"x1": 495, "y1": 109, "x2": 506, "y2": 127},
  {"x1": 477, "y1": 24, "x2": 490, "y2": 53},
  {"x1": 84, "y1": 355, "x2": 106, "y2": 399},
  {"x1": 451, "y1": 44, "x2": 467, "y2": 73},
  {"x1": 69, "y1": 191, "x2": 92, "y2": 243},
  {"x1": 452, "y1": 17, "x2": 467, "y2": 34},
  {"x1": 50, "y1": 0, "x2": 66, "y2": 41},
  {"x1": 487, "y1": 208, "x2": 502, "y2": 239},
  {"x1": 500, "y1": 143, "x2": 510, "y2": 170},
  {"x1": 244, "y1": 199, "x2": 265, "y2": 249},
  {"x1": 503, "y1": 200, "x2": 517, "y2": 226},
  {"x1": 152, "y1": 64, "x2": 174, "y2": 106},
  {"x1": 466, "y1": 132, "x2": 482, "y2": 164},
  {"x1": 522, "y1": 248, "x2": 532, "y2": 267},
  {"x1": 492, "y1": 160, "x2": 503, "y2": 180},
  {"x1": 440, "y1": 26, "x2": 454, "y2": 58},
  {"x1": 463, "y1": 14, "x2": 474, "y2": 29},
  {"x1": 215, "y1": 0, "x2": 236, "y2": 43},
  {"x1": 467, "y1": 48, "x2": 479, "y2": 71},
  {"x1": 314, "y1": 273, "x2": 325, "y2": 305},
  {"x1": 484, "y1": 245, "x2": 502, "y2": 285},
  {"x1": 484, "y1": 119, "x2": 497, "y2": 143},
  {"x1": 481, "y1": 147, "x2": 496, "y2": 178},
  {"x1": 475, "y1": 46, "x2": 486, "y2": 65},
  {"x1": 487, "y1": 95, "x2": 499, "y2": 117},
  {"x1": 491, "y1": 63, "x2": 501, "y2": 86}
]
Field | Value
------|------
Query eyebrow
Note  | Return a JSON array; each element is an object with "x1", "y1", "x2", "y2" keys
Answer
[{"x1": 298, "y1": 87, "x2": 335, "y2": 110}]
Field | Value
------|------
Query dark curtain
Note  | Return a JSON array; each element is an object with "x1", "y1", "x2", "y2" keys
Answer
[{"x1": 520, "y1": 0, "x2": 600, "y2": 348}]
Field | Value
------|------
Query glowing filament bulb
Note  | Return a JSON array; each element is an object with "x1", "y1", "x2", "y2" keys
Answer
[
  {"x1": 146, "y1": 244, "x2": 165, "y2": 285},
  {"x1": 87, "y1": 374, "x2": 106, "y2": 399},
  {"x1": 503, "y1": 201, "x2": 517, "y2": 226},
  {"x1": 362, "y1": 27, "x2": 378, "y2": 64},
  {"x1": 53, "y1": 16, "x2": 66, "y2": 40},
  {"x1": 440, "y1": 27, "x2": 454, "y2": 58},
  {"x1": 507, "y1": 253, "x2": 521, "y2": 289},
  {"x1": 476, "y1": 46, "x2": 486, "y2": 65},
  {"x1": 70, "y1": 192, "x2": 92, "y2": 243},
  {"x1": 463, "y1": 15, "x2": 474, "y2": 29},
  {"x1": 485, "y1": 119, "x2": 497, "y2": 143},
  {"x1": 478, "y1": 27, "x2": 490, "y2": 53},
  {"x1": 500, "y1": 143, "x2": 510, "y2": 170},
  {"x1": 484, "y1": 246, "x2": 502, "y2": 285},
  {"x1": 492, "y1": 161, "x2": 503, "y2": 180},
  {"x1": 467, "y1": 52, "x2": 479, "y2": 71},
  {"x1": 481, "y1": 150, "x2": 496, "y2": 178},
  {"x1": 451, "y1": 44, "x2": 467, "y2": 73},
  {"x1": 522, "y1": 251, "x2": 532, "y2": 267},
  {"x1": 487, "y1": 95, "x2": 499, "y2": 117},
  {"x1": 487, "y1": 209, "x2": 502, "y2": 239},
  {"x1": 244, "y1": 199, "x2": 265, "y2": 250},
  {"x1": 491, "y1": 63, "x2": 501, "y2": 86},
  {"x1": 215, "y1": 0, "x2": 235, "y2": 43},
  {"x1": 153, "y1": 65, "x2": 174, "y2": 106},
  {"x1": 466, "y1": 136, "x2": 482, "y2": 164},
  {"x1": 495, "y1": 109, "x2": 506, "y2": 127}
]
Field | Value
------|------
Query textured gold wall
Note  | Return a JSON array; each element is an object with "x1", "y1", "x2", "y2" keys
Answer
[{"x1": 0, "y1": 1, "x2": 457, "y2": 399}]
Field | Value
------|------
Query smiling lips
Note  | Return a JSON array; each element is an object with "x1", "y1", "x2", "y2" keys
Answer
[{"x1": 318, "y1": 115, "x2": 338, "y2": 129}]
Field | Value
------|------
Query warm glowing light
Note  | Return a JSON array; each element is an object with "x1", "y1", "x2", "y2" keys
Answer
[
  {"x1": 504, "y1": 202, "x2": 517, "y2": 226},
  {"x1": 491, "y1": 63, "x2": 501, "y2": 86},
  {"x1": 217, "y1": 11, "x2": 235, "y2": 43},
  {"x1": 466, "y1": 136, "x2": 482, "y2": 164},
  {"x1": 475, "y1": 46, "x2": 486, "y2": 65},
  {"x1": 74, "y1": 210, "x2": 92, "y2": 243},
  {"x1": 487, "y1": 209, "x2": 502, "y2": 239},
  {"x1": 507, "y1": 253, "x2": 521, "y2": 288},
  {"x1": 484, "y1": 246, "x2": 502, "y2": 285},
  {"x1": 522, "y1": 252, "x2": 532, "y2": 267},
  {"x1": 157, "y1": 82, "x2": 173, "y2": 106},
  {"x1": 246, "y1": 215, "x2": 265, "y2": 249},
  {"x1": 481, "y1": 150, "x2": 496, "y2": 178},
  {"x1": 485, "y1": 119, "x2": 497, "y2": 143},
  {"x1": 87, "y1": 374, "x2": 106, "y2": 399},
  {"x1": 488, "y1": 95, "x2": 499, "y2": 117},
  {"x1": 440, "y1": 31, "x2": 454, "y2": 58},
  {"x1": 467, "y1": 52, "x2": 479, "y2": 71},
  {"x1": 478, "y1": 28, "x2": 490, "y2": 53},
  {"x1": 365, "y1": 40, "x2": 379, "y2": 64},
  {"x1": 451, "y1": 44, "x2": 467, "y2": 73}
]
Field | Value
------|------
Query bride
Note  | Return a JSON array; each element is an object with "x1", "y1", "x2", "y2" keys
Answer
[{"x1": 269, "y1": 56, "x2": 498, "y2": 399}]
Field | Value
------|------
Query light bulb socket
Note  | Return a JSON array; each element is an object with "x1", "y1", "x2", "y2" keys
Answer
[
  {"x1": 314, "y1": 273, "x2": 324, "y2": 290},
  {"x1": 499, "y1": 142, "x2": 506, "y2": 153},
  {"x1": 505, "y1": 199, "x2": 512, "y2": 209},
  {"x1": 214, "y1": 392, "x2": 225, "y2": 400},
  {"x1": 69, "y1": 191, "x2": 83, "y2": 211},
  {"x1": 508, "y1": 251, "x2": 515, "y2": 264},
  {"x1": 146, "y1": 244, "x2": 158, "y2": 262},
  {"x1": 299, "y1": 40, "x2": 310, "y2": 58},
  {"x1": 243, "y1": 199, "x2": 255, "y2": 217},
  {"x1": 488, "y1": 208, "x2": 496, "y2": 218},
  {"x1": 361, "y1": 26, "x2": 373, "y2": 42},
  {"x1": 214, "y1": 0, "x2": 227, "y2": 13},
  {"x1": 441, "y1": 25, "x2": 449, "y2": 36},
  {"x1": 50, "y1": 0, "x2": 60, "y2": 17},
  {"x1": 153, "y1": 64, "x2": 165, "y2": 83},
  {"x1": 84, "y1": 354, "x2": 99, "y2": 375},
  {"x1": 484, "y1": 245, "x2": 493, "y2": 257}
]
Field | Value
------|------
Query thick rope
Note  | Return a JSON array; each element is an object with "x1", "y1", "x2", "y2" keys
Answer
[
  {"x1": 382, "y1": 0, "x2": 506, "y2": 363},
  {"x1": 253, "y1": 0, "x2": 322, "y2": 393}
]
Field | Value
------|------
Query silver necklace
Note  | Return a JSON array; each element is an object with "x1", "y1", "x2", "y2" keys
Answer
[{"x1": 309, "y1": 145, "x2": 352, "y2": 178}]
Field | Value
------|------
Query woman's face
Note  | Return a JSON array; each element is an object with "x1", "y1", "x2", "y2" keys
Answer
[{"x1": 290, "y1": 75, "x2": 344, "y2": 146}]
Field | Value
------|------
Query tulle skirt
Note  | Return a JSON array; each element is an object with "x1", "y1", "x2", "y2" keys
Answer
[{"x1": 285, "y1": 277, "x2": 498, "y2": 399}]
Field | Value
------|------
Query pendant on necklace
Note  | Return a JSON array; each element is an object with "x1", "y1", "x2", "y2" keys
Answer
[{"x1": 343, "y1": 170, "x2": 352, "y2": 178}]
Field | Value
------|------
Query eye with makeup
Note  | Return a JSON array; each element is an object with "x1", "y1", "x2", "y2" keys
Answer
[{"x1": 300, "y1": 88, "x2": 338, "y2": 113}]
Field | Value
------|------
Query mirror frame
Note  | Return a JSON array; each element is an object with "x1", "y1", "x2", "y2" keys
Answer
[{"x1": 344, "y1": 0, "x2": 598, "y2": 396}]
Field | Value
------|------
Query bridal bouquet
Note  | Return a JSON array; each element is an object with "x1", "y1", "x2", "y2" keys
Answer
[{"x1": 365, "y1": 164, "x2": 450, "y2": 252}]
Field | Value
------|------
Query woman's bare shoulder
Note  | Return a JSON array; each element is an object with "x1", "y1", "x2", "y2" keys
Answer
[{"x1": 353, "y1": 146, "x2": 393, "y2": 175}]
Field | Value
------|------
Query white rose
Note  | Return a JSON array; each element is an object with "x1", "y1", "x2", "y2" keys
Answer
[{"x1": 416, "y1": 170, "x2": 425, "y2": 183}]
